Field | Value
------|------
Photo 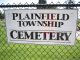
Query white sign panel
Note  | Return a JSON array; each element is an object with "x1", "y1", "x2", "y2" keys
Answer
[{"x1": 5, "y1": 9, "x2": 77, "y2": 45}]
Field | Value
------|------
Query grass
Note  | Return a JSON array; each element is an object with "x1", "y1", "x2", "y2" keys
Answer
[{"x1": 0, "y1": 20, "x2": 80, "y2": 60}]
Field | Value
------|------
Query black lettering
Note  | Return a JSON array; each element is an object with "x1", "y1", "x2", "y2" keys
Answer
[
  {"x1": 57, "y1": 33, "x2": 64, "y2": 40},
  {"x1": 35, "y1": 13, "x2": 40, "y2": 19},
  {"x1": 58, "y1": 22, "x2": 64, "y2": 27},
  {"x1": 25, "y1": 14, "x2": 30, "y2": 19},
  {"x1": 26, "y1": 21, "x2": 35, "y2": 26},
  {"x1": 43, "y1": 32, "x2": 47, "y2": 40},
  {"x1": 25, "y1": 32, "x2": 33, "y2": 39},
  {"x1": 18, "y1": 31, "x2": 24, "y2": 39},
  {"x1": 37, "y1": 21, "x2": 43, "y2": 26},
  {"x1": 19, "y1": 13, "x2": 22, "y2": 20},
  {"x1": 17, "y1": 21, "x2": 21, "y2": 27},
  {"x1": 66, "y1": 14, "x2": 69, "y2": 20},
  {"x1": 12, "y1": 13, "x2": 18, "y2": 20},
  {"x1": 35, "y1": 32, "x2": 41, "y2": 40},
  {"x1": 42, "y1": 14, "x2": 44, "y2": 19},
  {"x1": 31, "y1": 14, "x2": 33, "y2": 19},
  {"x1": 47, "y1": 14, "x2": 49, "y2": 19},
  {"x1": 64, "y1": 33, "x2": 71, "y2": 40},
  {"x1": 49, "y1": 32, "x2": 56, "y2": 40},
  {"x1": 57, "y1": 14, "x2": 59, "y2": 20},
  {"x1": 10, "y1": 30, "x2": 17, "y2": 39}
]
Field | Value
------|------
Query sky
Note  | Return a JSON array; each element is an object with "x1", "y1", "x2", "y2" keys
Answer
[{"x1": 0, "y1": 0, "x2": 80, "y2": 4}]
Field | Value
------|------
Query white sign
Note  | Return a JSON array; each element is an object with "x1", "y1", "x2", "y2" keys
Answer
[{"x1": 5, "y1": 9, "x2": 77, "y2": 45}]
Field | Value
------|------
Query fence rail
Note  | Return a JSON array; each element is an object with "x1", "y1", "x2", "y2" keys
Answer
[
  {"x1": 0, "y1": 2, "x2": 80, "y2": 8},
  {"x1": 0, "y1": 4, "x2": 80, "y2": 8}
]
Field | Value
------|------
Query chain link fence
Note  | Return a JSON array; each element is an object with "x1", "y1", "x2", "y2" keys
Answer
[{"x1": 0, "y1": 2, "x2": 80, "y2": 60}]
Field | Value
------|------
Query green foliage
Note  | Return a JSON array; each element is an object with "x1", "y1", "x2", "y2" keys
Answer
[
  {"x1": 0, "y1": 12, "x2": 4, "y2": 20},
  {"x1": 77, "y1": 19, "x2": 80, "y2": 30},
  {"x1": 38, "y1": 0, "x2": 47, "y2": 4},
  {"x1": 65, "y1": 0, "x2": 75, "y2": 9},
  {"x1": 38, "y1": 0, "x2": 56, "y2": 9}
]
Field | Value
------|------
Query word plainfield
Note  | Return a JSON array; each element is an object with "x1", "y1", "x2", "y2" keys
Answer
[
  {"x1": 12, "y1": 13, "x2": 69, "y2": 20},
  {"x1": 10, "y1": 30, "x2": 71, "y2": 41}
]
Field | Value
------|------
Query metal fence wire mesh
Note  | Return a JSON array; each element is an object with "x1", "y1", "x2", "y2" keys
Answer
[{"x1": 0, "y1": 2, "x2": 80, "y2": 60}]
